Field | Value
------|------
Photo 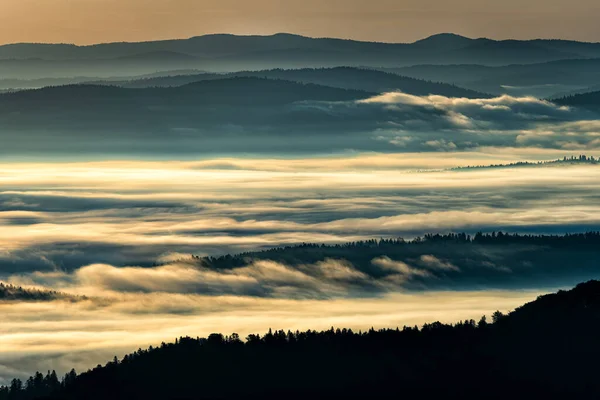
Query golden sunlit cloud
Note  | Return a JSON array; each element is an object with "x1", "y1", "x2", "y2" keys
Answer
[
  {"x1": 0, "y1": 286, "x2": 546, "y2": 383},
  {"x1": 1, "y1": 150, "x2": 598, "y2": 383}
]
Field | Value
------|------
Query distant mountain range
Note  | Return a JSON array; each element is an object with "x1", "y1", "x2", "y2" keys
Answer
[
  {"x1": 0, "y1": 77, "x2": 383, "y2": 155},
  {"x1": 0, "y1": 77, "x2": 369, "y2": 109},
  {"x1": 551, "y1": 83, "x2": 600, "y2": 99},
  {"x1": 0, "y1": 70, "x2": 206, "y2": 91},
  {"x1": 87, "y1": 67, "x2": 489, "y2": 98},
  {"x1": 0, "y1": 73, "x2": 597, "y2": 156},
  {"x1": 0, "y1": 69, "x2": 491, "y2": 138},
  {"x1": 384, "y1": 58, "x2": 600, "y2": 98},
  {"x1": 2, "y1": 33, "x2": 600, "y2": 79}
]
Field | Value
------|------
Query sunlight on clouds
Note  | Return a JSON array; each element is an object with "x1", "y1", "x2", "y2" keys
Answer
[
  {"x1": 1, "y1": 156, "x2": 600, "y2": 259},
  {"x1": 0, "y1": 143, "x2": 599, "y2": 380},
  {"x1": 0, "y1": 149, "x2": 599, "y2": 383},
  {"x1": 0, "y1": 288, "x2": 546, "y2": 383}
]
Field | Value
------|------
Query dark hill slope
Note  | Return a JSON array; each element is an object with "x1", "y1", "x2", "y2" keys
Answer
[
  {"x1": 0, "y1": 77, "x2": 370, "y2": 109},
  {"x1": 0, "y1": 77, "x2": 372, "y2": 138},
  {"x1": 5, "y1": 280, "x2": 600, "y2": 399}
]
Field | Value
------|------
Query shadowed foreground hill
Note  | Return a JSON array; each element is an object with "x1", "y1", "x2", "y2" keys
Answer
[{"x1": 4, "y1": 281, "x2": 600, "y2": 399}]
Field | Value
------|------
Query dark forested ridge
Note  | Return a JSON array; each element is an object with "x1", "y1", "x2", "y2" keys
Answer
[
  {"x1": 0, "y1": 71, "x2": 491, "y2": 156},
  {"x1": 180, "y1": 232, "x2": 600, "y2": 292},
  {"x1": 198, "y1": 231, "x2": 600, "y2": 267},
  {"x1": 553, "y1": 90, "x2": 600, "y2": 109},
  {"x1": 0, "y1": 77, "x2": 370, "y2": 108},
  {"x1": 4, "y1": 280, "x2": 600, "y2": 399},
  {"x1": 0, "y1": 77, "x2": 372, "y2": 137}
]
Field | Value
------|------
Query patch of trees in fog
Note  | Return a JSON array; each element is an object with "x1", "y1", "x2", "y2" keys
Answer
[
  {"x1": 0, "y1": 283, "x2": 85, "y2": 302},
  {"x1": 452, "y1": 155, "x2": 599, "y2": 170}
]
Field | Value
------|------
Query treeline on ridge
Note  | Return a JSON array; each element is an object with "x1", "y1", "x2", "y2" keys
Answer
[
  {"x1": 193, "y1": 231, "x2": 600, "y2": 268},
  {"x1": 4, "y1": 280, "x2": 600, "y2": 399}
]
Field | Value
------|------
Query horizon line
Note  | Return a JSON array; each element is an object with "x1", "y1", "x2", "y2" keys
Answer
[{"x1": 2, "y1": 31, "x2": 599, "y2": 48}]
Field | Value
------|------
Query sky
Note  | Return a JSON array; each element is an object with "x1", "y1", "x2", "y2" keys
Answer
[{"x1": 1, "y1": 0, "x2": 600, "y2": 45}]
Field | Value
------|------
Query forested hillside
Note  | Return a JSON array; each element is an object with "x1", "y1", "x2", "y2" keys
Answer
[{"x1": 3, "y1": 280, "x2": 600, "y2": 399}]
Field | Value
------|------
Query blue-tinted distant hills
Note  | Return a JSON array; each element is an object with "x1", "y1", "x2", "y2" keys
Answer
[
  {"x1": 0, "y1": 70, "x2": 206, "y2": 91},
  {"x1": 0, "y1": 77, "x2": 385, "y2": 155},
  {"x1": 1, "y1": 33, "x2": 600, "y2": 79},
  {"x1": 411, "y1": 33, "x2": 477, "y2": 50},
  {"x1": 2, "y1": 32, "x2": 597, "y2": 62},
  {"x1": 0, "y1": 77, "x2": 370, "y2": 107},
  {"x1": 550, "y1": 83, "x2": 600, "y2": 99},
  {"x1": 384, "y1": 58, "x2": 600, "y2": 98},
  {"x1": 114, "y1": 50, "x2": 200, "y2": 62},
  {"x1": 0, "y1": 77, "x2": 372, "y2": 137},
  {"x1": 86, "y1": 67, "x2": 490, "y2": 98}
]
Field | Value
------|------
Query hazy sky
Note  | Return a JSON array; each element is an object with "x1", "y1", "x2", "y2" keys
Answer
[{"x1": 2, "y1": 0, "x2": 599, "y2": 45}]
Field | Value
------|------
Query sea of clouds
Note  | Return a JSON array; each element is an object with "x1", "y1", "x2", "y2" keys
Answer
[{"x1": 2, "y1": 91, "x2": 600, "y2": 383}]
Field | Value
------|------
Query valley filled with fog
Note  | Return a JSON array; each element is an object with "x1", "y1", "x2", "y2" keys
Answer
[{"x1": 2, "y1": 32, "x2": 600, "y2": 385}]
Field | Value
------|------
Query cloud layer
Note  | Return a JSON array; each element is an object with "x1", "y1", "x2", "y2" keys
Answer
[
  {"x1": 0, "y1": 286, "x2": 544, "y2": 385},
  {"x1": 350, "y1": 92, "x2": 600, "y2": 151},
  {"x1": 2, "y1": 153, "x2": 600, "y2": 272},
  {"x1": 2, "y1": 90, "x2": 600, "y2": 384},
  {"x1": 6, "y1": 252, "x2": 464, "y2": 300}
]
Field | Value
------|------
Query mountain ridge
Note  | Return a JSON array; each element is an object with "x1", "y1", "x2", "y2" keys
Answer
[
  {"x1": 4, "y1": 32, "x2": 600, "y2": 50},
  {"x1": 83, "y1": 67, "x2": 490, "y2": 98},
  {"x1": 1, "y1": 33, "x2": 599, "y2": 75}
]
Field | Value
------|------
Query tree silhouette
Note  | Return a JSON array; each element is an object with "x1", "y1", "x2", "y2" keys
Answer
[{"x1": 4, "y1": 281, "x2": 600, "y2": 399}]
